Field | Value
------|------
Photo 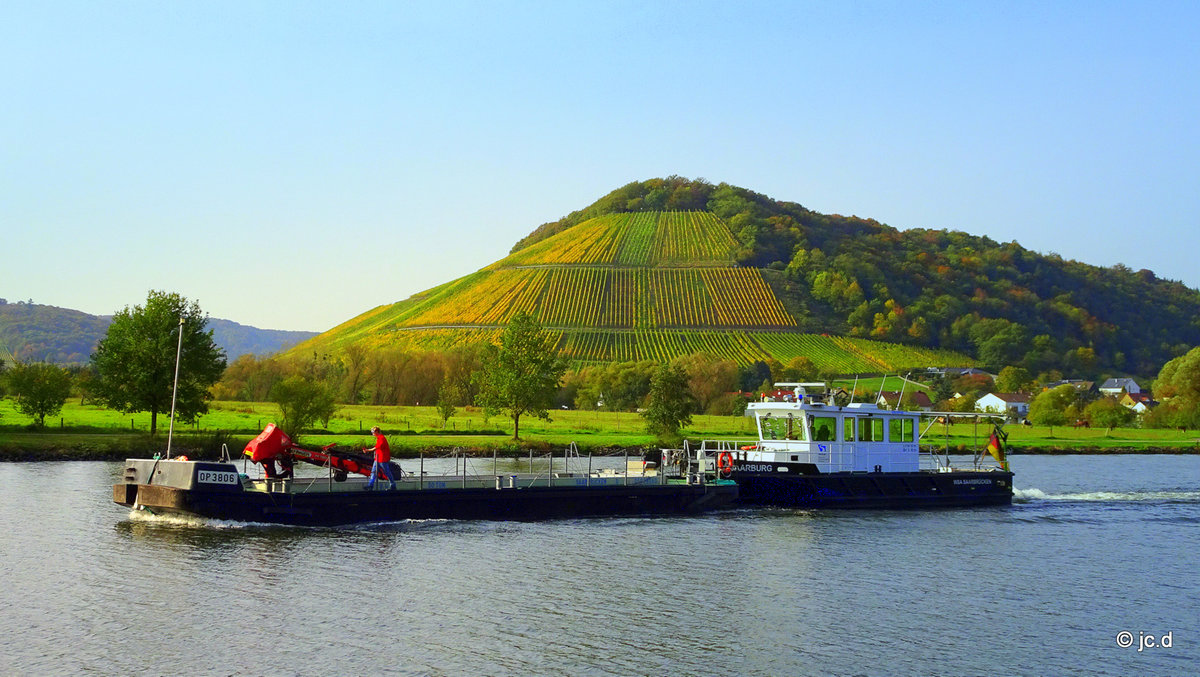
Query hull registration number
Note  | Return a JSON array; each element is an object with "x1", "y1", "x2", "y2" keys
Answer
[{"x1": 197, "y1": 470, "x2": 239, "y2": 485}]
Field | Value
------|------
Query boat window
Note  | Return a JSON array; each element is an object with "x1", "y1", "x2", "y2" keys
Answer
[
  {"x1": 889, "y1": 418, "x2": 915, "y2": 442},
  {"x1": 784, "y1": 414, "x2": 802, "y2": 440},
  {"x1": 811, "y1": 416, "x2": 837, "y2": 442},
  {"x1": 843, "y1": 418, "x2": 856, "y2": 442},
  {"x1": 858, "y1": 417, "x2": 884, "y2": 442},
  {"x1": 760, "y1": 415, "x2": 801, "y2": 441}
]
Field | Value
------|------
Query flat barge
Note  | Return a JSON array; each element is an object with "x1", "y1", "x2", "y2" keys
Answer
[{"x1": 113, "y1": 451, "x2": 737, "y2": 526}]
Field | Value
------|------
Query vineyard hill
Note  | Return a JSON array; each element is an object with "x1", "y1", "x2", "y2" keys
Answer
[{"x1": 291, "y1": 209, "x2": 968, "y2": 373}]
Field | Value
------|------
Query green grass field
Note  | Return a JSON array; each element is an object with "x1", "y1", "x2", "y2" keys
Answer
[{"x1": 1, "y1": 399, "x2": 1196, "y2": 460}]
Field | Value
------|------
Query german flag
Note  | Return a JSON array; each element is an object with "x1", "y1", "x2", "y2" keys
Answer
[{"x1": 986, "y1": 425, "x2": 1009, "y2": 471}]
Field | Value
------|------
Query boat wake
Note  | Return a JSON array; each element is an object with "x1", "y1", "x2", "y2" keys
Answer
[
  {"x1": 1014, "y1": 487, "x2": 1200, "y2": 503},
  {"x1": 126, "y1": 507, "x2": 454, "y2": 531},
  {"x1": 127, "y1": 508, "x2": 273, "y2": 529}
]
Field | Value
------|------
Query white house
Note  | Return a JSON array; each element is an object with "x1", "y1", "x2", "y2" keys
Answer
[
  {"x1": 1099, "y1": 378, "x2": 1141, "y2": 397},
  {"x1": 976, "y1": 392, "x2": 1031, "y2": 419},
  {"x1": 1120, "y1": 392, "x2": 1156, "y2": 414}
]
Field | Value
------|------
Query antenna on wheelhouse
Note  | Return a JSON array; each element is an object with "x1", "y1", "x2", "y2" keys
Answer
[{"x1": 165, "y1": 316, "x2": 184, "y2": 459}]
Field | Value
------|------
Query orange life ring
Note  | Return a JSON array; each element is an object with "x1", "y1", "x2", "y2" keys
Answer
[
  {"x1": 175, "y1": 455, "x2": 189, "y2": 461},
  {"x1": 717, "y1": 452, "x2": 734, "y2": 476}
]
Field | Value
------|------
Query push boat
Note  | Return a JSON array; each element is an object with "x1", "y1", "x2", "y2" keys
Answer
[
  {"x1": 113, "y1": 424, "x2": 738, "y2": 526},
  {"x1": 698, "y1": 383, "x2": 1013, "y2": 508}
]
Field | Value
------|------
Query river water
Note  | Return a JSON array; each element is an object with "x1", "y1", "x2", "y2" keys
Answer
[{"x1": 0, "y1": 455, "x2": 1196, "y2": 676}]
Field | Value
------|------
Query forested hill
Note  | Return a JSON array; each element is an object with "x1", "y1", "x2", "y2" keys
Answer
[
  {"x1": 0, "y1": 299, "x2": 316, "y2": 364},
  {"x1": 514, "y1": 177, "x2": 1200, "y2": 377}
]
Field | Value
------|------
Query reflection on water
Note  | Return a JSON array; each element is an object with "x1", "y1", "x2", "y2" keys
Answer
[{"x1": 0, "y1": 456, "x2": 1196, "y2": 675}]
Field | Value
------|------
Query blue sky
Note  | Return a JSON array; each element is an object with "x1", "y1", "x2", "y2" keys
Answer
[{"x1": 4, "y1": 1, "x2": 1198, "y2": 331}]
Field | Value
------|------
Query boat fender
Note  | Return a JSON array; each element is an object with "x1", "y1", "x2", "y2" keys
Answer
[
  {"x1": 717, "y1": 452, "x2": 734, "y2": 477},
  {"x1": 739, "y1": 445, "x2": 757, "y2": 451}
]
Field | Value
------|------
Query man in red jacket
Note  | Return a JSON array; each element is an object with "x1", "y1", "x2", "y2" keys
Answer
[{"x1": 364, "y1": 426, "x2": 397, "y2": 490}]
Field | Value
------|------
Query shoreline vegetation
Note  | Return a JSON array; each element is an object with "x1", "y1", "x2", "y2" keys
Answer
[{"x1": 1, "y1": 400, "x2": 1197, "y2": 462}]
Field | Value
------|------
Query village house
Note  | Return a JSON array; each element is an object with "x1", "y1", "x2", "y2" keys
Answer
[
  {"x1": 1119, "y1": 391, "x2": 1156, "y2": 414},
  {"x1": 976, "y1": 392, "x2": 1031, "y2": 420},
  {"x1": 921, "y1": 366, "x2": 993, "y2": 380},
  {"x1": 1099, "y1": 377, "x2": 1141, "y2": 397},
  {"x1": 876, "y1": 390, "x2": 933, "y2": 412},
  {"x1": 1043, "y1": 379, "x2": 1094, "y2": 392}
]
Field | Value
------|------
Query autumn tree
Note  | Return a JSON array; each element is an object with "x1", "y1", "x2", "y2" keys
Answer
[
  {"x1": 676, "y1": 353, "x2": 739, "y2": 413},
  {"x1": 1028, "y1": 384, "x2": 1076, "y2": 429},
  {"x1": 436, "y1": 381, "x2": 459, "y2": 428},
  {"x1": 474, "y1": 312, "x2": 567, "y2": 440},
  {"x1": 270, "y1": 375, "x2": 336, "y2": 438},
  {"x1": 1144, "y1": 346, "x2": 1200, "y2": 429},
  {"x1": 1155, "y1": 346, "x2": 1200, "y2": 402},
  {"x1": 7, "y1": 361, "x2": 72, "y2": 427},
  {"x1": 91, "y1": 291, "x2": 226, "y2": 435},
  {"x1": 340, "y1": 343, "x2": 371, "y2": 404},
  {"x1": 995, "y1": 366, "x2": 1033, "y2": 393},
  {"x1": 1083, "y1": 397, "x2": 1134, "y2": 434},
  {"x1": 641, "y1": 362, "x2": 695, "y2": 445},
  {"x1": 781, "y1": 356, "x2": 818, "y2": 382}
]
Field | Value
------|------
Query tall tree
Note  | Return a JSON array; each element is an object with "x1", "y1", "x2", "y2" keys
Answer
[
  {"x1": 641, "y1": 362, "x2": 695, "y2": 444},
  {"x1": 1156, "y1": 346, "x2": 1200, "y2": 401},
  {"x1": 1083, "y1": 397, "x2": 1134, "y2": 434},
  {"x1": 91, "y1": 291, "x2": 226, "y2": 435},
  {"x1": 436, "y1": 381, "x2": 460, "y2": 428},
  {"x1": 7, "y1": 361, "x2": 72, "y2": 427},
  {"x1": 1028, "y1": 384, "x2": 1076, "y2": 428},
  {"x1": 474, "y1": 312, "x2": 567, "y2": 440},
  {"x1": 270, "y1": 375, "x2": 336, "y2": 438},
  {"x1": 995, "y1": 366, "x2": 1033, "y2": 393}
]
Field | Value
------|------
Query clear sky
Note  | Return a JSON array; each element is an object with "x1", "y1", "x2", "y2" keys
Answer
[{"x1": 4, "y1": 1, "x2": 1198, "y2": 332}]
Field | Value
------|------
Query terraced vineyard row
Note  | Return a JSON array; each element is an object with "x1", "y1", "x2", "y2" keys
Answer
[
  {"x1": 557, "y1": 331, "x2": 765, "y2": 363},
  {"x1": 653, "y1": 211, "x2": 739, "y2": 263},
  {"x1": 751, "y1": 333, "x2": 882, "y2": 373},
  {"x1": 702, "y1": 268, "x2": 794, "y2": 326},
  {"x1": 403, "y1": 269, "x2": 547, "y2": 326},
  {"x1": 832, "y1": 336, "x2": 970, "y2": 372},
  {"x1": 403, "y1": 267, "x2": 795, "y2": 329},
  {"x1": 751, "y1": 333, "x2": 970, "y2": 373},
  {"x1": 354, "y1": 328, "x2": 508, "y2": 353},
  {"x1": 326, "y1": 325, "x2": 969, "y2": 376},
  {"x1": 501, "y1": 211, "x2": 738, "y2": 267},
  {"x1": 614, "y1": 212, "x2": 657, "y2": 265}
]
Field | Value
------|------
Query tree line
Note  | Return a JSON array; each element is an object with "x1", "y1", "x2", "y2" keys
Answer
[{"x1": 5, "y1": 289, "x2": 1200, "y2": 440}]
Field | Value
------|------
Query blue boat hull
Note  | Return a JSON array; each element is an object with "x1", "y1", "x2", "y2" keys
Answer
[{"x1": 732, "y1": 467, "x2": 1013, "y2": 508}]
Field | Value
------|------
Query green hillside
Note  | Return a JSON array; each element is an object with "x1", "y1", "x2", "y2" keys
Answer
[
  {"x1": 291, "y1": 176, "x2": 1200, "y2": 380},
  {"x1": 504, "y1": 177, "x2": 1200, "y2": 377},
  {"x1": 292, "y1": 207, "x2": 971, "y2": 374}
]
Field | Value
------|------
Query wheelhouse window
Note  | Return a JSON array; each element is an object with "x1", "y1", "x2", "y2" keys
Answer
[
  {"x1": 760, "y1": 414, "x2": 804, "y2": 441},
  {"x1": 858, "y1": 417, "x2": 884, "y2": 442},
  {"x1": 888, "y1": 418, "x2": 916, "y2": 442},
  {"x1": 811, "y1": 416, "x2": 837, "y2": 442},
  {"x1": 843, "y1": 417, "x2": 856, "y2": 442}
]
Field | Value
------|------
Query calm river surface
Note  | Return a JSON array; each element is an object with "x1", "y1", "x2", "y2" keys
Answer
[{"x1": 0, "y1": 455, "x2": 1197, "y2": 676}]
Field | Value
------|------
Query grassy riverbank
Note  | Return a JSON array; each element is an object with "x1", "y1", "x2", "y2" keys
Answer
[{"x1": 1, "y1": 399, "x2": 1198, "y2": 460}]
